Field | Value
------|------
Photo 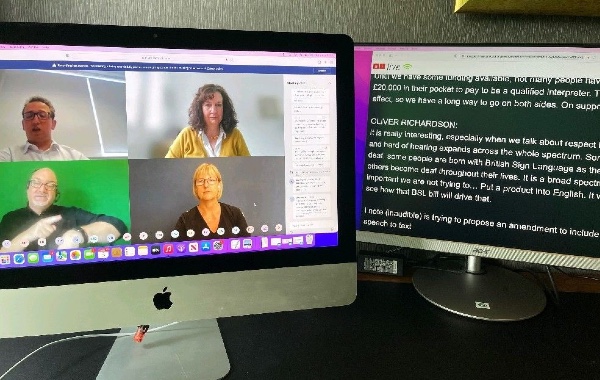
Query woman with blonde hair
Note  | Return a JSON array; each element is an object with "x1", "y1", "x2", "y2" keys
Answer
[{"x1": 173, "y1": 162, "x2": 249, "y2": 240}]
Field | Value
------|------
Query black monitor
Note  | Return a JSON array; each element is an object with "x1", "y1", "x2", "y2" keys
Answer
[
  {"x1": 355, "y1": 44, "x2": 600, "y2": 321},
  {"x1": 0, "y1": 22, "x2": 355, "y2": 378}
]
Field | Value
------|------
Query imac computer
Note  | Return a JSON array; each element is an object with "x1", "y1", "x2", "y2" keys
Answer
[
  {"x1": 355, "y1": 44, "x2": 600, "y2": 321},
  {"x1": 0, "y1": 23, "x2": 356, "y2": 379}
]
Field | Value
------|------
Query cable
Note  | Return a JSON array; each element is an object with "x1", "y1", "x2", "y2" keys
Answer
[
  {"x1": 0, "y1": 322, "x2": 179, "y2": 380},
  {"x1": 553, "y1": 266, "x2": 600, "y2": 282},
  {"x1": 545, "y1": 265, "x2": 560, "y2": 306}
]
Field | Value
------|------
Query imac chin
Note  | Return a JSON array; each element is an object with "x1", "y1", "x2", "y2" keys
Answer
[{"x1": 0, "y1": 23, "x2": 355, "y2": 379}]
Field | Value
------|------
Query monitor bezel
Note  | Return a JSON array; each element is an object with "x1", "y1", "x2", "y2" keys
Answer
[
  {"x1": 354, "y1": 42, "x2": 600, "y2": 271},
  {"x1": 0, "y1": 22, "x2": 356, "y2": 289}
]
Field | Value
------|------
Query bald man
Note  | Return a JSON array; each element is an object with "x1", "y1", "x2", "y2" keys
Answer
[{"x1": 0, "y1": 168, "x2": 127, "y2": 253}]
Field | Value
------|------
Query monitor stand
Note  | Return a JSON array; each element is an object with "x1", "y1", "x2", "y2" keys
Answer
[
  {"x1": 97, "y1": 319, "x2": 230, "y2": 380},
  {"x1": 412, "y1": 256, "x2": 547, "y2": 321}
]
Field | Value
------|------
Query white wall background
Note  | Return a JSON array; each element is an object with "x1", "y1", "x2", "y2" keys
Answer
[
  {"x1": 126, "y1": 72, "x2": 284, "y2": 158},
  {"x1": 0, "y1": 70, "x2": 127, "y2": 158}
]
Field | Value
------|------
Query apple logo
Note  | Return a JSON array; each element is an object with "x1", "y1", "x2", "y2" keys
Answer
[{"x1": 153, "y1": 287, "x2": 173, "y2": 310}]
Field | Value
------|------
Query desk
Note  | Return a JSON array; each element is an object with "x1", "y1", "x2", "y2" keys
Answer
[{"x1": 1, "y1": 280, "x2": 599, "y2": 379}]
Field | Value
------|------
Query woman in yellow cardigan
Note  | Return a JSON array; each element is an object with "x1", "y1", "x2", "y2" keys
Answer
[{"x1": 165, "y1": 84, "x2": 251, "y2": 158}]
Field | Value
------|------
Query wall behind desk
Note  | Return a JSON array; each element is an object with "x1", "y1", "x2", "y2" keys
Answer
[{"x1": 0, "y1": 0, "x2": 598, "y2": 44}]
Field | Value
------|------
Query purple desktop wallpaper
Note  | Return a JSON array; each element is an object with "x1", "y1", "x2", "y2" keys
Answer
[{"x1": 354, "y1": 50, "x2": 373, "y2": 229}]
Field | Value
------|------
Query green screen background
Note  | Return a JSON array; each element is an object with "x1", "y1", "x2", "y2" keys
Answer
[{"x1": 0, "y1": 160, "x2": 131, "y2": 242}]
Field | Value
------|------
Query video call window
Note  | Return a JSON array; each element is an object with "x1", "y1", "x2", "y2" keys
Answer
[{"x1": 0, "y1": 44, "x2": 339, "y2": 269}]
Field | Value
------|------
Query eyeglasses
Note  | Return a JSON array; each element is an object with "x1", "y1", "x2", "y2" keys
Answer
[
  {"x1": 195, "y1": 178, "x2": 218, "y2": 186},
  {"x1": 23, "y1": 111, "x2": 52, "y2": 121},
  {"x1": 28, "y1": 180, "x2": 58, "y2": 191}
]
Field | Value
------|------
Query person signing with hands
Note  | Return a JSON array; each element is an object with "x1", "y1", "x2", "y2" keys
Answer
[{"x1": 0, "y1": 167, "x2": 127, "y2": 253}]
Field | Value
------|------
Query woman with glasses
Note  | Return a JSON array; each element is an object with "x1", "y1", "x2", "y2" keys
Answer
[
  {"x1": 165, "y1": 84, "x2": 251, "y2": 158},
  {"x1": 172, "y1": 163, "x2": 250, "y2": 241}
]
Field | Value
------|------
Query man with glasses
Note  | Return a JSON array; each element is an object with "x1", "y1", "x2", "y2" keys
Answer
[
  {"x1": 0, "y1": 96, "x2": 88, "y2": 161},
  {"x1": 0, "y1": 167, "x2": 127, "y2": 253}
]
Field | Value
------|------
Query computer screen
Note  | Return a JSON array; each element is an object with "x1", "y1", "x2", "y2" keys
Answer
[
  {"x1": 0, "y1": 23, "x2": 355, "y2": 375},
  {"x1": 355, "y1": 44, "x2": 600, "y2": 320}
]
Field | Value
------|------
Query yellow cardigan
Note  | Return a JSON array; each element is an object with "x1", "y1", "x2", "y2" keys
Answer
[{"x1": 165, "y1": 126, "x2": 250, "y2": 158}]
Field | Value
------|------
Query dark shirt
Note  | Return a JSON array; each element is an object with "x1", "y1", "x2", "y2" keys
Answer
[
  {"x1": 0, "y1": 204, "x2": 128, "y2": 251},
  {"x1": 173, "y1": 202, "x2": 250, "y2": 241}
]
